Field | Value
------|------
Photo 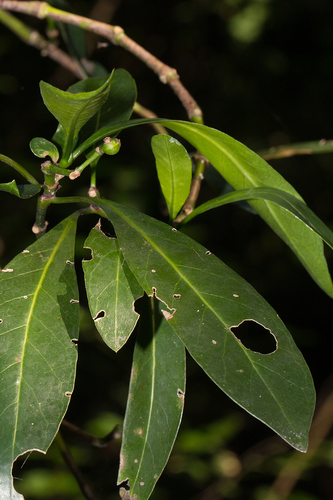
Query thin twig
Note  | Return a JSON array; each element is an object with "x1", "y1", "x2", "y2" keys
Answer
[
  {"x1": 55, "y1": 432, "x2": 100, "y2": 500},
  {"x1": 0, "y1": 8, "x2": 86, "y2": 79},
  {"x1": 259, "y1": 138, "x2": 333, "y2": 160},
  {"x1": 133, "y1": 102, "x2": 167, "y2": 135},
  {"x1": 174, "y1": 153, "x2": 209, "y2": 223},
  {"x1": 0, "y1": 0, "x2": 203, "y2": 121},
  {"x1": 61, "y1": 419, "x2": 122, "y2": 448},
  {"x1": 267, "y1": 380, "x2": 333, "y2": 499}
]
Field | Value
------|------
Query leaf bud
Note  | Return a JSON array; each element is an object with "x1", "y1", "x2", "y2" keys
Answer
[{"x1": 101, "y1": 137, "x2": 121, "y2": 155}]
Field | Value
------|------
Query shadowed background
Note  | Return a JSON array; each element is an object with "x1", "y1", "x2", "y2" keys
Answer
[{"x1": 1, "y1": 0, "x2": 333, "y2": 499}]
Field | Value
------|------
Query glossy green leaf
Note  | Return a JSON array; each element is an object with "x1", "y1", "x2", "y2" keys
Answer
[
  {"x1": 118, "y1": 295, "x2": 186, "y2": 500},
  {"x1": 70, "y1": 68, "x2": 137, "y2": 144},
  {"x1": 73, "y1": 117, "x2": 333, "y2": 296},
  {"x1": 96, "y1": 198, "x2": 315, "y2": 452},
  {"x1": 29, "y1": 137, "x2": 59, "y2": 163},
  {"x1": 82, "y1": 223, "x2": 142, "y2": 352},
  {"x1": 183, "y1": 186, "x2": 333, "y2": 250},
  {"x1": 159, "y1": 120, "x2": 333, "y2": 298},
  {"x1": 0, "y1": 180, "x2": 42, "y2": 199},
  {"x1": 0, "y1": 214, "x2": 79, "y2": 499},
  {"x1": 40, "y1": 71, "x2": 113, "y2": 162},
  {"x1": 151, "y1": 135, "x2": 191, "y2": 221}
]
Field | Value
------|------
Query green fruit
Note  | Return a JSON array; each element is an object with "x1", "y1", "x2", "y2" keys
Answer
[{"x1": 102, "y1": 138, "x2": 121, "y2": 155}]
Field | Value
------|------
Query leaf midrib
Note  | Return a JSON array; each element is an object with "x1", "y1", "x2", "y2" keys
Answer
[
  {"x1": 12, "y1": 218, "x2": 74, "y2": 459},
  {"x1": 100, "y1": 200, "x2": 295, "y2": 431}
]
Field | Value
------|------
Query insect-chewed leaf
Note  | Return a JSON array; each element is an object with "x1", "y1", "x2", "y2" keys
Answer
[
  {"x1": 83, "y1": 223, "x2": 142, "y2": 352},
  {"x1": 95, "y1": 198, "x2": 315, "y2": 453},
  {"x1": 118, "y1": 296, "x2": 185, "y2": 500},
  {"x1": 0, "y1": 214, "x2": 79, "y2": 498}
]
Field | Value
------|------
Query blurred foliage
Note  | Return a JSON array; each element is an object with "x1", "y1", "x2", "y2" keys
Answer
[{"x1": 2, "y1": 0, "x2": 333, "y2": 499}]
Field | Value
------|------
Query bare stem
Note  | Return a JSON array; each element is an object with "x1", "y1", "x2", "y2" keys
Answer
[
  {"x1": 0, "y1": 7, "x2": 86, "y2": 79},
  {"x1": 61, "y1": 419, "x2": 122, "y2": 448},
  {"x1": 174, "y1": 153, "x2": 208, "y2": 224},
  {"x1": 0, "y1": 0, "x2": 203, "y2": 121},
  {"x1": 267, "y1": 381, "x2": 333, "y2": 499},
  {"x1": 55, "y1": 432, "x2": 100, "y2": 500},
  {"x1": 133, "y1": 102, "x2": 167, "y2": 135},
  {"x1": 0, "y1": 153, "x2": 40, "y2": 185}
]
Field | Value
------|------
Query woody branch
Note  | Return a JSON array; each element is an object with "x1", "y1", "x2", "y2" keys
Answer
[{"x1": 0, "y1": 0, "x2": 203, "y2": 122}]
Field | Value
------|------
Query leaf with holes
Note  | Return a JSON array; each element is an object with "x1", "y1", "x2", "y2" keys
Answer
[
  {"x1": 73, "y1": 117, "x2": 333, "y2": 297},
  {"x1": 118, "y1": 295, "x2": 185, "y2": 500},
  {"x1": 82, "y1": 223, "x2": 142, "y2": 352},
  {"x1": 0, "y1": 214, "x2": 79, "y2": 499},
  {"x1": 151, "y1": 134, "x2": 191, "y2": 221},
  {"x1": 94, "y1": 198, "x2": 315, "y2": 453}
]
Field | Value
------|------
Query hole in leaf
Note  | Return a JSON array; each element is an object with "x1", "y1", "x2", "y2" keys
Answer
[
  {"x1": 177, "y1": 388, "x2": 184, "y2": 398},
  {"x1": 230, "y1": 320, "x2": 277, "y2": 354},
  {"x1": 82, "y1": 246, "x2": 93, "y2": 262},
  {"x1": 93, "y1": 310, "x2": 106, "y2": 322}
]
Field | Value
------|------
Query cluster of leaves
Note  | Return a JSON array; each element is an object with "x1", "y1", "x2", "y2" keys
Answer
[{"x1": 1, "y1": 65, "x2": 333, "y2": 500}]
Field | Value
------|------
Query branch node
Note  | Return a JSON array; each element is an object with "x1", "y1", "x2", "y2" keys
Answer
[
  {"x1": 32, "y1": 220, "x2": 48, "y2": 234},
  {"x1": 113, "y1": 25, "x2": 125, "y2": 44}
]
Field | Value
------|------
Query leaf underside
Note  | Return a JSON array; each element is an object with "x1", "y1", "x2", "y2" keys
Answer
[
  {"x1": 0, "y1": 214, "x2": 79, "y2": 499},
  {"x1": 96, "y1": 198, "x2": 315, "y2": 453}
]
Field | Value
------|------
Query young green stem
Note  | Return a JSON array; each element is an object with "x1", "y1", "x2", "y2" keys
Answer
[
  {"x1": 0, "y1": 153, "x2": 40, "y2": 184},
  {"x1": 32, "y1": 196, "x2": 51, "y2": 237}
]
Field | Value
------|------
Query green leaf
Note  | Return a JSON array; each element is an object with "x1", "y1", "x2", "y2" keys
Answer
[
  {"x1": 151, "y1": 135, "x2": 191, "y2": 221},
  {"x1": 0, "y1": 180, "x2": 42, "y2": 198},
  {"x1": 118, "y1": 295, "x2": 186, "y2": 500},
  {"x1": 40, "y1": 71, "x2": 113, "y2": 163},
  {"x1": 183, "y1": 186, "x2": 333, "y2": 250},
  {"x1": 159, "y1": 120, "x2": 333, "y2": 298},
  {"x1": 72, "y1": 117, "x2": 333, "y2": 296},
  {"x1": 0, "y1": 214, "x2": 79, "y2": 499},
  {"x1": 71, "y1": 68, "x2": 137, "y2": 144},
  {"x1": 30, "y1": 137, "x2": 59, "y2": 163},
  {"x1": 82, "y1": 222, "x2": 142, "y2": 352},
  {"x1": 95, "y1": 198, "x2": 315, "y2": 452}
]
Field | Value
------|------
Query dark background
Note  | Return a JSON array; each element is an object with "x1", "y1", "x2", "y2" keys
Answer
[{"x1": 1, "y1": 0, "x2": 333, "y2": 499}]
